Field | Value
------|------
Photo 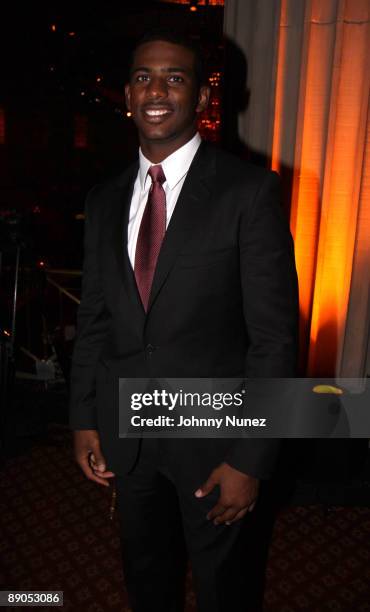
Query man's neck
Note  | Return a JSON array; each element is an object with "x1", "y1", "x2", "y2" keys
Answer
[{"x1": 140, "y1": 129, "x2": 198, "y2": 164}]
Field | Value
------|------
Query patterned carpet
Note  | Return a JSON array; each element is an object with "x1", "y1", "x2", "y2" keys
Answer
[{"x1": 1, "y1": 425, "x2": 370, "y2": 612}]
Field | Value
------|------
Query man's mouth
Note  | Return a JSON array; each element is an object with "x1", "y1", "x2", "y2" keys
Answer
[
  {"x1": 142, "y1": 107, "x2": 173, "y2": 122},
  {"x1": 145, "y1": 109, "x2": 171, "y2": 116}
]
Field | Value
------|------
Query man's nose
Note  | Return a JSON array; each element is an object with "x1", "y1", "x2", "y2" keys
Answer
[{"x1": 146, "y1": 77, "x2": 168, "y2": 98}]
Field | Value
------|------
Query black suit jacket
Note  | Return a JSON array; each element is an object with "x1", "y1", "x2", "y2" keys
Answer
[{"x1": 69, "y1": 141, "x2": 299, "y2": 485}]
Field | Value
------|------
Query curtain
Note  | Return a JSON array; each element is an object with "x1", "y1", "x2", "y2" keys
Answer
[{"x1": 224, "y1": 0, "x2": 370, "y2": 376}]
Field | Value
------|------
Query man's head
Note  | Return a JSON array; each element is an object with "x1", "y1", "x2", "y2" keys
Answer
[
  {"x1": 128, "y1": 30, "x2": 208, "y2": 90},
  {"x1": 125, "y1": 30, "x2": 210, "y2": 162}
]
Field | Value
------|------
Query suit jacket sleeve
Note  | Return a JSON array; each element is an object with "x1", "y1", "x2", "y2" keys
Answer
[
  {"x1": 226, "y1": 171, "x2": 299, "y2": 478},
  {"x1": 69, "y1": 186, "x2": 109, "y2": 430}
]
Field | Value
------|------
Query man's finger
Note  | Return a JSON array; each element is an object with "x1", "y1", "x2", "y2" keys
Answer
[
  {"x1": 213, "y1": 507, "x2": 240, "y2": 526},
  {"x1": 93, "y1": 469, "x2": 115, "y2": 478},
  {"x1": 87, "y1": 473, "x2": 111, "y2": 487},
  {"x1": 225, "y1": 507, "x2": 249, "y2": 525},
  {"x1": 195, "y1": 475, "x2": 217, "y2": 498},
  {"x1": 77, "y1": 456, "x2": 111, "y2": 487},
  {"x1": 90, "y1": 452, "x2": 106, "y2": 472},
  {"x1": 206, "y1": 502, "x2": 228, "y2": 521},
  {"x1": 90, "y1": 454, "x2": 115, "y2": 478}
]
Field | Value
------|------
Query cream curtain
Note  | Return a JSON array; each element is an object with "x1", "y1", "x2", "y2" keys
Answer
[{"x1": 224, "y1": 0, "x2": 370, "y2": 377}]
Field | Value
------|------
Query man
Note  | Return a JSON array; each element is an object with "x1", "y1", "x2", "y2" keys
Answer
[{"x1": 70, "y1": 30, "x2": 298, "y2": 612}]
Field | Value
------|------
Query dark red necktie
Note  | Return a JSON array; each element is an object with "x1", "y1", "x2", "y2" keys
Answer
[{"x1": 134, "y1": 164, "x2": 166, "y2": 311}]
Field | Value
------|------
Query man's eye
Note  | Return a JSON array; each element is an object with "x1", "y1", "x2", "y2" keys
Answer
[
  {"x1": 136, "y1": 75, "x2": 149, "y2": 82},
  {"x1": 168, "y1": 75, "x2": 184, "y2": 83}
]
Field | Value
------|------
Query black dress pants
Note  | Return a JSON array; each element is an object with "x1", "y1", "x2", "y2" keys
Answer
[{"x1": 115, "y1": 438, "x2": 275, "y2": 612}]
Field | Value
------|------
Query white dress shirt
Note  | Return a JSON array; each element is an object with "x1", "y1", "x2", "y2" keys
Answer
[{"x1": 127, "y1": 132, "x2": 201, "y2": 268}]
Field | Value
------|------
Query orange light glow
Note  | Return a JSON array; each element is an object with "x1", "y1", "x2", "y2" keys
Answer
[
  {"x1": 271, "y1": 0, "x2": 370, "y2": 375},
  {"x1": 287, "y1": 2, "x2": 338, "y2": 369},
  {"x1": 51, "y1": 24, "x2": 56, "y2": 32},
  {"x1": 307, "y1": 16, "x2": 370, "y2": 374}
]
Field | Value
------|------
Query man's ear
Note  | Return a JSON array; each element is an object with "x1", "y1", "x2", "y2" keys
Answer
[
  {"x1": 124, "y1": 84, "x2": 131, "y2": 111},
  {"x1": 196, "y1": 85, "x2": 211, "y2": 114}
]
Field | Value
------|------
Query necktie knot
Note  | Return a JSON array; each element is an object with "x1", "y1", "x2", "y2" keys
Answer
[{"x1": 148, "y1": 164, "x2": 166, "y2": 186}]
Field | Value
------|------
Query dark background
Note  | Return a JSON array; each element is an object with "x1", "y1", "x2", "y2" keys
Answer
[{"x1": 0, "y1": 1, "x2": 224, "y2": 268}]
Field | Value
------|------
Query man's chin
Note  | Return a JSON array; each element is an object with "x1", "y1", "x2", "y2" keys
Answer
[{"x1": 140, "y1": 130, "x2": 178, "y2": 145}]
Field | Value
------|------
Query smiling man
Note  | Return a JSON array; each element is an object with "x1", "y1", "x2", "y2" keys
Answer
[
  {"x1": 125, "y1": 38, "x2": 208, "y2": 161},
  {"x1": 70, "y1": 30, "x2": 298, "y2": 612}
]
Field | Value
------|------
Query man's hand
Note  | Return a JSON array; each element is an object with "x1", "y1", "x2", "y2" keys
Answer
[
  {"x1": 73, "y1": 430, "x2": 115, "y2": 487},
  {"x1": 195, "y1": 462, "x2": 259, "y2": 525}
]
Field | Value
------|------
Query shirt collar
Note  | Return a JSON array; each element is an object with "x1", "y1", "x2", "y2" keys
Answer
[{"x1": 139, "y1": 132, "x2": 201, "y2": 191}]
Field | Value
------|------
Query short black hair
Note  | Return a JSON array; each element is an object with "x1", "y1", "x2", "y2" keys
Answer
[{"x1": 128, "y1": 28, "x2": 207, "y2": 89}]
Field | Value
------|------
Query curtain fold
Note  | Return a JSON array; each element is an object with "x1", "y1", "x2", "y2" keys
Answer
[{"x1": 224, "y1": 0, "x2": 370, "y2": 376}]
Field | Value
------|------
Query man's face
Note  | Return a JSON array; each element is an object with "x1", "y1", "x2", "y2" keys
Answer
[{"x1": 125, "y1": 40, "x2": 210, "y2": 159}]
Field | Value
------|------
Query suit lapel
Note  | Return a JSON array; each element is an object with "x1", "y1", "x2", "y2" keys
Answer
[
  {"x1": 112, "y1": 162, "x2": 146, "y2": 332},
  {"x1": 147, "y1": 142, "x2": 216, "y2": 313}
]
